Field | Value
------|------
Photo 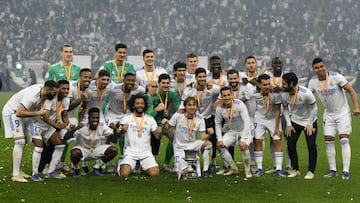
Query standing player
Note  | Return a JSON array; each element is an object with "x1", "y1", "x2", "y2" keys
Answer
[
  {"x1": 282, "y1": 73, "x2": 318, "y2": 179},
  {"x1": 104, "y1": 72, "x2": 145, "y2": 172},
  {"x1": 308, "y1": 57, "x2": 359, "y2": 180},
  {"x1": 208, "y1": 56, "x2": 227, "y2": 88},
  {"x1": 99, "y1": 43, "x2": 136, "y2": 84},
  {"x1": 41, "y1": 44, "x2": 81, "y2": 174},
  {"x1": 2, "y1": 81, "x2": 58, "y2": 182},
  {"x1": 185, "y1": 53, "x2": 200, "y2": 85},
  {"x1": 171, "y1": 61, "x2": 189, "y2": 97},
  {"x1": 215, "y1": 87, "x2": 253, "y2": 178},
  {"x1": 146, "y1": 74, "x2": 181, "y2": 171},
  {"x1": 118, "y1": 94, "x2": 162, "y2": 177},
  {"x1": 64, "y1": 107, "x2": 119, "y2": 177},
  {"x1": 252, "y1": 74, "x2": 286, "y2": 177},
  {"x1": 162, "y1": 97, "x2": 213, "y2": 177},
  {"x1": 30, "y1": 80, "x2": 72, "y2": 180},
  {"x1": 136, "y1": 49, "x2": 167, "y2": 89},
  {"x1": 181, "y1": 67, "x2": 221, "y2": 171},
  {"x1": 45, "y1": 44, "x2": 81, "y2": 81}
]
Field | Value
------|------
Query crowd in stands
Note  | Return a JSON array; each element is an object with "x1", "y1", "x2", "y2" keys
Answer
[{"x1": 1, "y1": 0, "x2": 360, "y2": 78}]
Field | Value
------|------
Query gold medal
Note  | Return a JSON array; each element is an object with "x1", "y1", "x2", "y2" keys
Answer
[
  {"x1": 137, "y1": 132, "x2": 142, "y2": 138},
  {"x1": 133, "y1": 113, "x2": 145, "y2": 139}
]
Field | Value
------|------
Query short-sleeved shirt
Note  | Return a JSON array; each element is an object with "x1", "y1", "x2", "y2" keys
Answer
[
  {"x1": 168, "y1": 112, "x2": 206, "y2": 149},
  {"x1": 120, "y1": 114, "x2": 158, "y2": 156},
  {"x1": 34, "y1": 96, "x2": 70, "y2": 128},
  {"x1": 2, "y1": 84, "x2": 43, "y2": 115},
  {"x1": 45, "y1": 61, "x2": 81, "y2": 81},
  {"x1": 281, "y1": 85, "x2": 317, "y2": 127},
  {"x1": 214, "y1": 99, "x2": 252, "y2": 144},
  {"x1": 253, "y1": 92, "x2": 282, "y2": 120},
  {"x1": 136, "y1": 66, "x2": 168, "y2": 88},
  {"x1": 146, "y1": 89, "x2": 181, "y2": 124},
  {"x1": 73, "y1": 123, "x2": 113, "y2": 149},
  {"x1": 99, "y1": 60, "x2": 136, "y2": 84},
  {"x1": 181, "y1": 83, "x2": 220, "y2": 119},
  {"x1": 308, "y1": 71, "x2": 350, "y2": 115}
]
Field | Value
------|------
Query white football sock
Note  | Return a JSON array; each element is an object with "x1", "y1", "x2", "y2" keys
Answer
[
  {"x1": 48, "y1": 145, "x2": 65, "y2": 173},
  {"x1": 274, "y1": 152, "x2": 283, "y2": 170},
  {"x1": 340, "y1": 138, "x2": 351, "y2": 172},
  {"x1": 32, "y1": 147, "x2": 43, "y2": 175},
  {"x1": 202, "y1": 145, "x2": 212, "y2": 171},
  {"x1": 325, "y1": 141, "x2": 336, "y2": 171},
  {"x1": 254, "y1": 151, "x2": 263, "y2": 169},
  {"x1": 12, "y1": 144, "x2": 25, "y2": 177}
]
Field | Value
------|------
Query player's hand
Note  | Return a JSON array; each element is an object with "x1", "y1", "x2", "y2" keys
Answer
[
  {"x1": 207, "y1": 127, "x2": 214, "y2": 135},
  {"x1": 352, "y1": 108, "x2": 360, "y2": 116},
  {"x1": 217, "y1": 141, "x2": 225, "y2": 148},
  {"x1": 155, "y1": 103, "x2": 165, "y2": 112},
  {"x1": 122, "y1": 124, "x2": 129, "y2": 131},
  {"x1": 81, "y1": 92, "x2": 89, "y2": 100},
  {"x1": 274, "y1": 129, "x2": 282, "y2": 137},
  {"x1": 239, "y1": 141, "x2": 248, "y2": 151},
  {"x1": 76, "y1": 123, "x2": 84, "y2": 129},
  {"x1": 38, "y1": 108, "x2": 48, "y2": 116},
  {"x1": 304, "y1": 124, "x2": 316, "y2": 136},
  {"x1": 285, "y1": 125, "x2": 295, "y2": 137},
  {"x1": 161, "y1": 118, "x2": 168, "y2": 126}
]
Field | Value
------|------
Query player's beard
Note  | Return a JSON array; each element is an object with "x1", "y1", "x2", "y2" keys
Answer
[
  {"x1": 135, "y1": 107, "x2": 144, "y2": 115},
  {"x1": 230, "y1": 82, "x2": 239, "y2": 88},
  {"x1": 46, "y1": 93, "x2": 55, "y2": 100},
  {"x1": 283, "y1": 86, "x2": 292, "y2": 92}
]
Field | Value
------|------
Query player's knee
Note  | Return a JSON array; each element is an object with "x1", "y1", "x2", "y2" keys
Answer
[
  {"x1": 71, "y1": 148, "x2": 82, "y2": 159},
  {"x1": 147, "y1": 167, "x2": 159, "y2": 176},
  {"x1": 340, "y1": 138, "x2": 349, "y2": 145},
  {"x1": 120, "y1": 165, "x2": 132, "y2": 177},
  {"x1": 32, "y1": 138, "x2": 43, "y2": 147},
  {"x1": 14, "y1": 138, "x2": 26, "y2": 145}
]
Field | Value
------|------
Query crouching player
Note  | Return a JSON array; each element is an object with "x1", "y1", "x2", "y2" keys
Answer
[
  {"x1": 64, "y1": 107, "x2": 118, "y2": 177},
  {"x1": 162, "y1": 97, "x2": 213, "y2": 177},
  {"x1": 215, "y1": 87, "x2": 253, "y2": 178},
  {"x1": 117, "y1": 94, "x2": 162, "y2": 177}
]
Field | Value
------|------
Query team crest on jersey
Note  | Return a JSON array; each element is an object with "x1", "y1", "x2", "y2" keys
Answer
[
  {"x1": 206, "y1": 92, "x2": 210, "y2": 96},
  {"x1": 298, "y1": 96, "x2": 303, "y2": 102},
  {"x1": 144, "y1": 121, "x2": 147, "y2": 125},
  {"x1": 16, "y1": 128, "x2": 19, "y2": 133}
]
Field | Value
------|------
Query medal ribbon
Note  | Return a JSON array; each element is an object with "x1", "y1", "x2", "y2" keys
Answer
[
  {"x1": 96, "y1": 82, "x2": 106, "y2": 104},
  {"x1": 289, "y1": 86, "x2": 298, "y2": 114},
  {"x1": 186, "y1": 113, "x2": 196, "y2": 138},
  {"x1": 261, "y1": 93, "x2": 271, "y2": 113},
  {"x1": 55, "y1": 96, "x2": 63, "y2": 121},
  {"x1": 113, "y1": 60, "x2": 125, "y2": 81},
  {"x1": 61, "y1": 61, "x2": 72, "y2": 81},
  {"x1": 133, "y1": 113, "x2": 145, "y2": 135},
  {"x1": 144, "y1": 66, "x2": 156, "y2": 84},
  {"x1": 157, "y1": 90, "x2": 168, "y2": 113},
  {"x1": 88, "y1": 126, "x2": 98, "y2": 151},
  {"x1": 318, "y1": 73, "x2": 328, "y2": 100},
  {"x1": 272, "y1": 73, "x2": 283, "y2": 87},
  {"x1": 227, "y1": 101, "x2": 235, "y2": 129}
]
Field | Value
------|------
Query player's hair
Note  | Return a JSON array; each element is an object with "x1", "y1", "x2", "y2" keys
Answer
[
  {"x1": 44, "y1": 80, "x2": 59, "y2": 88},
  {"x1": 312, "y1": 57, "x2": 324, "y2": 66},
  {"x1": 272, "y1": 57, "x2": 282, "y2": 64},
  {"x1": 184, "y1": 96, "x2": 198, "y2": 109},
  {"x1": 158, "y1": 73, "x2": 170, "y2": 83},
  {"x1": 124, "y1": 72, "x2": 136, "y2": 79},
  {"x1": 173, "y1": 61, "x2": 187, "y2": 72},
  {"x1": 220, "y1": 86, "x2": 231, "y2": 95},
  {"x1": 98, "y1": 70, "x2": 110, "y2": 78},
  {"x1": 61, "y1": 44, "x2": 72, "y2": 52},
  {"x1": 282, "y1": 72, "x2": 298, "y2": 86},
  {"x1": 80, "y1": 68, "x2": 92, "y2": 75},
  {"x1": 245, "y1": 56, "x2": 256, "y2": 63},
  {"x1": 115, "y1": 43, "x2": 127, "y2": 51},
  {"x1": 210, "y1": 55, "x2": 221, "y2": 62},
  {"x1": 227, "y1": 69, "x2": 239, "y2": 77},
  {"x1": 257, "y1": 74, "x2": 271, "y2": 83},
  {"x1": 142, "y1": 49, "x2": 153, "y2": 57},
  {"x1": 195, "y1": 67, "x2": 206, "y2": 76},
  {"x1": 58, "y1": 80, "x2": 69, "y2": 86},
  {"x1": 186, "y1": 53, "x2": 198, "y2": 59},
  {"x1": 128, "y1": 93, "x2": 148, "y2": 112},
  {"x1": 88, "y1": 107, "x2": 100, "y2": 116}
]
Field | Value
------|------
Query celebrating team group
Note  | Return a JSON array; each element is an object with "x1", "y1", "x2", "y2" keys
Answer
[{"x1": 3, "y1": 43, "x2": 359, "y2": 183}]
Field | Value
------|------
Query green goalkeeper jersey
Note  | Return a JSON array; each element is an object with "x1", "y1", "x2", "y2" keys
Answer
[
  {"x1": 45, "y1": 61, "x2": 81, "y2": 81},
  {"x1": 99, "y1": 60, "x2": 136, "y2": 84}
]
